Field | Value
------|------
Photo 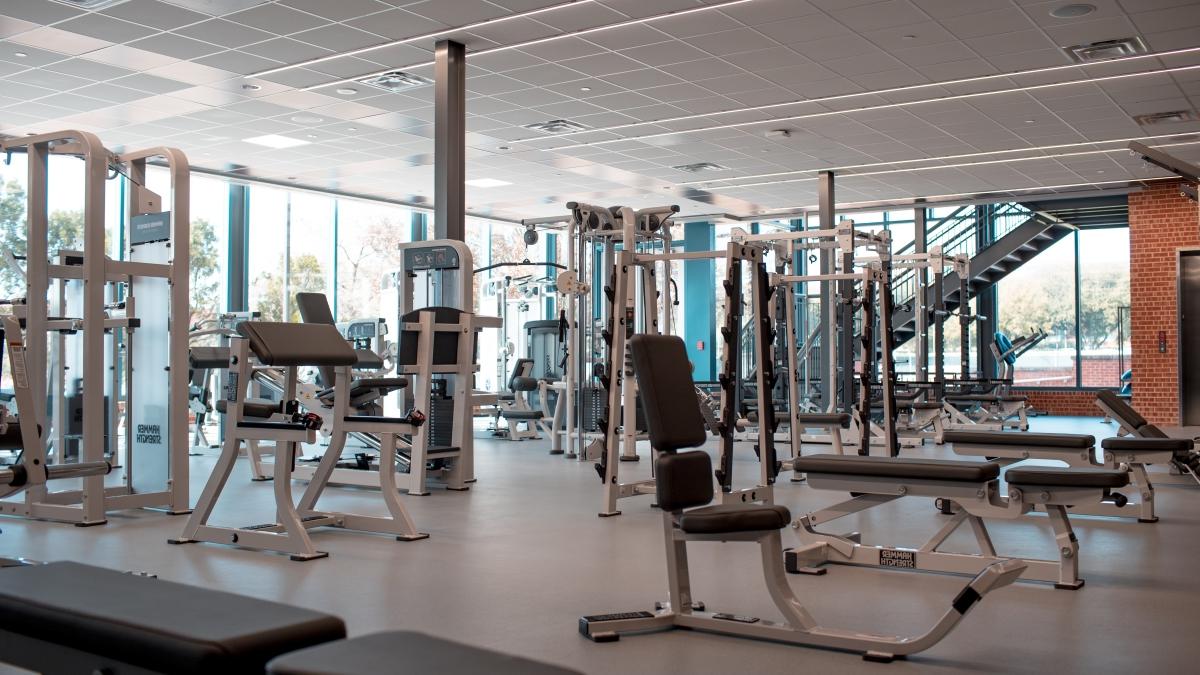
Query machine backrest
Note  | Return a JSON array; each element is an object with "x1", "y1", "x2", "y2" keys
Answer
[
  {"x1": 508, "y1": 358, "x2": 536, "y2": 392},
  {"x1": 396, "y1": 307, "x2": 467, "y2": 367},
  {"x1": 993, "y1": 332, "x2": 1016, "y2": 365},
  {"x1": 630, "y1": 334, "x2": 713, "y2": 511},
  {"x1": 1096, "y1": 389, "x2": 1147, "y2": 429},
  {"x1": 237, "y1": 322, "x2": 357, "y2": 368},
  {"x1": 295, "y1": 293, "x2": 338, "y2": 387}
]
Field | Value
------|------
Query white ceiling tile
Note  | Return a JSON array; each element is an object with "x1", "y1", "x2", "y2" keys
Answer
[
  {"x1": 226, "y1": 3, "x2": 328, "y2": 34},
  {"x1": 56, "y1": 14, "x2": 158, "y2": 43},
  {"x1": 83, "y1": 44, "x2": 180, "y2": 70},
  {"x1": 173, "y1": 18, "x2": 276, "y2": 48},
  {"x1": 278, "y1": 0, "x2": 392, "y2": 21},
  {"x1": 102, "y1": 0, "x2": 211, "y2": 30},
  {"x1": 129, "y1": 33, "x2": 225, "y2": 60},
  {"x1": 7, "y1": 26, "x2": 111, "y2": 56}
]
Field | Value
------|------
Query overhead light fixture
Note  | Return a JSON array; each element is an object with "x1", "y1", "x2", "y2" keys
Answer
[
  {"x1": 242, "y1": 83, "x2": 261, "y2": 91},
  {"x1": 357, "y1": 71, "x2": 433, "y2": 93},
  {"x1": 13, "y1": 52, "x2": 28, "y2": 58},
  {"x1": 290, "y1": 114, "x2": 324, "y2": 124},
  {"x1": 580, "y1": 86, "x2": 592, "y2": 92},
  {"x1": 1051, "y1": 3, "x2": 1097, "y2": 18},
  {"x1": 465, "y1": 178, "x2": 513, "y2": 188},
  {"x1": 48, "y1": 0, "x2": 130, "y2": 9},
  {"x1": 336, "y1": 87, "x2": 358, "y2": 95},
  {"x1": 244, "y1": 134, "x2": 310, "y2": 149},
  {"x1": 673, "y1": 162, "x2": 729, "y2": 173},
  {"x1": 1065, "y1": 36, "x2": 1148, "y2": 63},
  {"x1": 292, "y1": 0, "x2": 757, "y2": 92},
  {"x1": 522, "y1": 119, "x2": 590, "y2": 134}
]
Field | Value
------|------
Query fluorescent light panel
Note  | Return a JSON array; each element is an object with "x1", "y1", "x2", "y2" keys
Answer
[
  {"x1": 244, "y1": 134, "x2": 310, "y2": 149},
  {"x1": 465, "y1": 178, "x2": 513, "y2": 187}
]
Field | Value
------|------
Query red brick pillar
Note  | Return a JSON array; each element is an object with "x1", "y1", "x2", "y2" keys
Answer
[{"x1": 1128, "y1": 181, "x2": 1200, "y2": 424}]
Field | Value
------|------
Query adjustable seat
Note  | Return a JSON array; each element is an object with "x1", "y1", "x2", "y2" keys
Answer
[{"x1": 496, "y1": 358, "x2": 547, "y2": 440}]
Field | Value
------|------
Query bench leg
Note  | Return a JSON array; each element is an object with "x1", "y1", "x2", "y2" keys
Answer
[
  {"x1": 1128, "y1": 463, "x2": 1157, "y2": 523},
  {"x1": 1046, "y1": 505, "x2": 1083, "y2": 590}
]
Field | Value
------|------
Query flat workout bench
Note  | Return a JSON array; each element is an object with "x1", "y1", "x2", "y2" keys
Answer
[
  {"x1": 788, "y1": 454, "x2": 1128, "y2": 589},
  {"x1": 945, "y1": 429, "x2": 1193, "y2": 522}
]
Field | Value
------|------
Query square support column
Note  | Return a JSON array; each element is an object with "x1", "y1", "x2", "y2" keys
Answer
[
  {"x1": 434, "y1": 39, "x2": 466, "y2": 242},
  {"x1": 684, "y1": 221, "x2": 716, "y2": 381}
]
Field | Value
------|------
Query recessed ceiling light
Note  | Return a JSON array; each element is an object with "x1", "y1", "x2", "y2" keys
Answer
[
  {"x1": 306, "y1": 134, "x2": 317, "y2": 138},
  {"x1": 580, "y1": 86, "x2": 592, "y2": 91},
  {"x1": 902, "y1": 35, "x2": 916, "y2": 40},
  {"x1": 287, "y1": 176, "x2": 298, "y2": 180},
  {"x1": 244, "y1": 134, "x2": 310, "y2": 149},
  {"x1": 290, "y1": 114, "x2": 323, "y2": 124},
  {"x1": 523, "y1": 119, "x2": 590, "y2": 134},
  {"x1": 336, "y1": 87, "x2": 358, "y2": 95},
  {"x1": 1050, "y1": 3, "x2": 1096, "y2": 18},
  {"x1": 465, "y1": 178, "x2": 513, "y2": 188},
  {"x1": 1025, "y1": 119, "x2": 1036, "y2": 123},
  {"x1": 242, "y1": 83, "x2": 261, "y2": 91},
  {"x1": 13, "y1": 52, "x2": 27, "y2": 58},
  {"x1": 498, "y1": 145, "x2": 510, "y2": 150}
]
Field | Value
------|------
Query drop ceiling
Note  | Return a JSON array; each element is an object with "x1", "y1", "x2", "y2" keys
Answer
[{"x1": 1, "y1": 0, "x2": 1198, "y2": 221}]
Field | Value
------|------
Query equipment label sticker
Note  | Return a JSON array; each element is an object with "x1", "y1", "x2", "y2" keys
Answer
[
  {"x1": 9, "y1": 345, "x2": 28, "y2": 390},
  {"x1": 224, "y1": 373, "x2": 239, "y2": 402},
  {"x1": 880, "y1": 548, "x2": 916, "y2": 568}
]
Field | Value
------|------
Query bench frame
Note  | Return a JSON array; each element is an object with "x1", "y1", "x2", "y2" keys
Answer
[{"x1": 786, "y1": 472, "x2": 1109, "y2": 589}]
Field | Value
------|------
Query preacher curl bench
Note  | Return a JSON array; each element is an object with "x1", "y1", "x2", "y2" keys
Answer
[{"x1": 579, "y1": 335, "x2": 1027, "y2": 662}]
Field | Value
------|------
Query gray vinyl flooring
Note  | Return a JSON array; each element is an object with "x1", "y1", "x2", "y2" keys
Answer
[{"x1": 1, "y1": 415, "x2": 1197, "y2": 674}]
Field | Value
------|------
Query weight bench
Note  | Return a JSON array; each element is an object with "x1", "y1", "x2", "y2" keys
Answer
[
  {"x1": 0, "y1": 561, "x2": 581, "y2": 675},
  {"x1": 172, "y1": 321, "x2": 427, "y2": 561},
  {"x1": 1096, "y1": 389, "x2": 1200, "y2": 484},
  {"x1": 786, "y1": 454, "x2": 1128, "y2": 589},
  {"x1": 579, "y1": 334, "x2": 1028, "y2": 663},
  {"x1": 496, "y1": 358, "x2": 546, "y2": 441},
  {"x1": 945, "y1": 430, "x2": 1194, "y2": 522}
]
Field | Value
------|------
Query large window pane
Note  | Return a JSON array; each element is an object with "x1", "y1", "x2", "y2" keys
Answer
[
  {"x1": 1078, "y1": 228, "x2": 1130, "y2": 388},
  {"x1": 188, "y1": 175, "x2": 229, "y2": 327},
  {"x1": 336, "y1": 199, "x2": 412, "y2": 320},
  {"x1": 247, "y1": 185, "x2": 289, "y2": 321},
  {"x1": 997, "y1": 234, "x2": 1077, "y2": 387},
  {"x1": 287, "y1": 192, "x2": 335, "y2": 318}
]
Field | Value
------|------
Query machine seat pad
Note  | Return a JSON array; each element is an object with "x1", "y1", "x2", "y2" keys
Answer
[
  {"x1": 1006, "y1": 467, "x2": 1129, "y2": 489},
  {"x1": 343, "y1": 416, "x2": 413, "y2": 426},
  {"x1": 909, "y1": 402, "x2": 944, "y2": 410},
  {"x1": 511, "y1": 376, "x2": 539, "y2": 392},
  {"x1": 678, "y1": 504, "x2": 792, "y2": 535},
  {"x1": 238, "y1": 421, "x2": 306, "y2": 431},
  {"x1": 794, "y1": 412, "x2": 852, "y2": 427},
  {"x1": 189, "y1": 347, "x2": 230, "y2": 369},
  {"x1": 0, "y1": 561, "x2": 345, "y2": 675},
  {"x1": 1102, "y1": 437, "x2": 1194, "y2": 454},
  {"x1": 501, "y1": 410, "x2": 543, "y2": 420},
  {"x1": 497, "y1": 393, "x2": 516, "y2": 402},
  {"x1": 267, "y1": 631, "x2": 583, "y2": 675},
  {"x1": 318, "y1": 378, "x2": 409, "y2": 402},
  {"x1": 1096, "y1": 390, "x2": 1146, "y2": 428},
  {"x1": 238, "y1": 322, "x2": 357, "y2": 368},
  {"x1": 794, "y1": 454, "x2": 1000, "y2": 483},
  {"x1": 945, "y1": 431, "x2": 1094, "y2": 449},
  {"x1": 216, "y1": 398, "x2": 279, "y2": 419},
  {"x1": 353, "y1": 349, "x2": 385, "y2": 370}
]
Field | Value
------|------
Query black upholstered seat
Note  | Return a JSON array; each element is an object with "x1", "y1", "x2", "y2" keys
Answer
[
  {"x1": 216, "y1": 398, "x2": 280, "y2": 419},
  {"x1": 501, "y1": 410, "x2": 543, "y2": 420},
  {"x1": 0, "y1": 423, "x2": 22, "y2": 450},
  {"x1": 794, "y1": 412, "x2": 852, "y2": 427},
  {"x1": 1101, "y1": 437, "x2": 1194, "y2": 454},
  {"x1": 1097, "y1": 390, "x2": 1147, "y2": 427},
  {"x1": 189, "y1": 346, "x2": 230, "y2": 369},
  {"x1": 239, "y1": 322, "x2": 357, "y2": 368},
  {"x1": 1005, "y1": 467, "x2": 1129, "y2": 489},
  {"x1": 0, "y1": 562, "x2": 345, "y2": 675},
  {"x1": 678, "y1": 503, "x2": 792, "y2": 534},
  {"x1": 267, "y1": 631, "x2": 583, "y2": 675},
  {"x1": 793, "y1": 454, "x2": 1000, "y2": 482},
  {"x1": 944, "y1": 431, "x2": 1094, "y2": 448}
]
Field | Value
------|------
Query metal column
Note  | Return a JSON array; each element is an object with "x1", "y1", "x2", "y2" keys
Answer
[
  {"x1": 434, "y1": 39, "x2": 466, "y2": 242},
  {"x1": 818, "y1": 172, "x2": 835, "y2": 411},
  {"x1": 227, "y1": 182, "x2": 248, "y2": 313},
  {"x1": 914, "y1": 206, "x2": 928, "y2": 380}
]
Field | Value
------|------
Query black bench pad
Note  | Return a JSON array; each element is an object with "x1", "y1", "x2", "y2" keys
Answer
[
  {"x1": 0, "y1": 424, "x2": 22, "y2": 450},
  {"x1": 1096, "y1": 390, "x2": 1146, "y2": 427},
  {"x1": 1005, "y1": 467, "x2": 1129, "y2": 489},
  {"x1": 0, "y1": 562, "x2": 345, "y2": 675},
  {"x1": 501, "y1": 410, "x2": 543, "y2": 420},
  {"x1": 269, "y1": 631, "x2": 583, "y2": 674},
  {"x1": 217, "y1": 398, "x2": 280, "y2": 419},
  {"x1": 1102, "y1": 437, "x2": 1194, "y2": 453},
  {"x1": 794, "y1": 454, "x2": 1000, "y2": 482},
  {"x1": 794, "y1": 412, "x2": 851, "y2": 427},
  {"x1": 945, "y1": 431, "x2": 1094, "y2": 449},
  {"x1": 678, "y1": 504, "x2": 792, "y2": 535},
  {"x1": 189, "y1": 346, "x2": 231, "y2": 369}
]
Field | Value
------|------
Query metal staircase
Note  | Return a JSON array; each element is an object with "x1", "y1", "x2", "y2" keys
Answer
[{"x1": 890, "y1": 202, "x2": 1086, "y2": 348}]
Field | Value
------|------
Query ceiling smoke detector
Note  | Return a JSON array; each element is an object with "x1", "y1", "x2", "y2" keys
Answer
[
  {"x1": 357, "y1": 71, "x2": 434, "y2": 93},
  {"x1": 522, "y1": 119, "x2": 590, "y2": 134},
  {"x1": 1134, "y1": 110, "x2": 1197, "y2": 126},
  {"x1": 1064, "y1": 36, "x2": 1148, "y2": 63},
  {"x1": 1050, "y1": 3, "x2": 1096, "y2": 18},
  {"x1": 48, "y1": 0, "x2": 130, "y2": 8},
  {"x1": 672, "y1": 162, "x2": 729, "y2": 173}
]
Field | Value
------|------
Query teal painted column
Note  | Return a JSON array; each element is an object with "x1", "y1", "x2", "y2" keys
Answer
[
  {"x1": 411, "y1": 211, "x2": 428, "y2": 241},
  {"x1": 544, "y1": 232, "x2": 557, "y2": 318},
  {"x1": 683, "y1": 221, "x2": 716, "y2": 380}
]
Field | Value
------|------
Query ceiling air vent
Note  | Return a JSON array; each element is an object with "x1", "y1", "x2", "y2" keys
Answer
[
  {"x1": 49, "y1": 0, "x2": 130, "y2": 8},
  {"x1": 1064, "y1": 36, "x2": 1148, "y2": 63},
  {"x1": 672, "y1": 162, "x2": 729, "y2": 173},
  {"x1": 1134, "y1": 110, "x2": 1197, "y2": 126},
  {"x1": 357, "y1": 71, "x2": 433, "y2": 93},
  {"x1": 522, "y1": 119, "x2": 590, "y2": 134}
]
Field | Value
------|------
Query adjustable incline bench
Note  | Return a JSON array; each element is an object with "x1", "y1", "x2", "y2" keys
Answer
[
  {"x1": 1095, "y1": 389, "x2": 1200, "y2": 484},
  {"x1": 786, "y1": 454, "x2": 1128, "y2": 589},
  {"x1": 944, "y1": 428, "x2": 1194, "y2": 522},
  {"x1": 0, "y1": 561, "x2": 581, "y2": 675},
  {"x1": 495, "y1": 357, "x2": 548, "y2": 440},
  {"x1": 579, "y1": 335, "x2": 1028, "y2": 663}
]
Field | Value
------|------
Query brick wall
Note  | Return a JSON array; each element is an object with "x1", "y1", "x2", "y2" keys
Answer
[
  {"x1": 1129, "y1": 181, "x2": 1200, "y2": 424},
  {"x1": 1017, "y1": 388, "x2": 1103, "y2": 416}
]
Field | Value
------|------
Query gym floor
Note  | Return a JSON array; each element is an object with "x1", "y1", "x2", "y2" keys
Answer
[{"x1": 1, "y1": 416, "x2": 1196, "y2": 674}]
